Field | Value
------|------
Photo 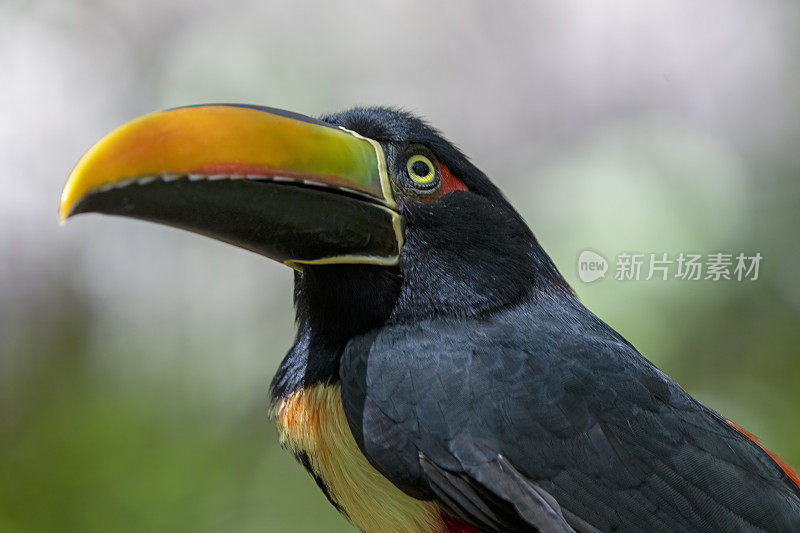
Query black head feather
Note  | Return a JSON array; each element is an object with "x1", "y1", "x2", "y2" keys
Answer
[{"x1": 321, "y1": 106, "x2": 507, "y2": 204}]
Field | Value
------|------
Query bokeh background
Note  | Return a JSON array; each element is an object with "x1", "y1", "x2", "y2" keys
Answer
[{"x1": 2, "y1": 1, "x2": 799, "y2": 531}]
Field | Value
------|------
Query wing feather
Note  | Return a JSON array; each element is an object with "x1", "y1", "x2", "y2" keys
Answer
[{"x1": 340, "y1": 303, "x2": 800, "y2": 531}]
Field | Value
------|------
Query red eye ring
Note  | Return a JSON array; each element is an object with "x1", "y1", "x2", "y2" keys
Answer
[{"x1": 436, "y1": 162, "x2": 468, "y2": 195}]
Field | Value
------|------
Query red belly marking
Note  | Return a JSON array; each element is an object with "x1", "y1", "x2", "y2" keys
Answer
[{"x1": 442, "y1": 514, "x2": 480, "y2": 533}]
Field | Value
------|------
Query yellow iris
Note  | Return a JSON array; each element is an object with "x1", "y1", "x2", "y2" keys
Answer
[{"x1": 406, "y1": 154, "x2": 436, "y2": 185}]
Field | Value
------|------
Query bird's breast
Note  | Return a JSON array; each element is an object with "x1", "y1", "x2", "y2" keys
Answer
[{"x1": 273, "y1": 383, "x2": 447, "y2": 533}]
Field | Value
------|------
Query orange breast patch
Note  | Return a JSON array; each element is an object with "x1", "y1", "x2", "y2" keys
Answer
[{"x1": 274, "y1": 383, "x2": 447, "y2": 533}]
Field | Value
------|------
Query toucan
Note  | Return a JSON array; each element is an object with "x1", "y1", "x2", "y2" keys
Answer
[{"x1": 60, "y1": 104, "x2": 800, "y2": 532}]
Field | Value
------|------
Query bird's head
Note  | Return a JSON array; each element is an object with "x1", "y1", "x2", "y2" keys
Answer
[{"x1": 60, "y1": 105, "x2": 570, "y2": 352}]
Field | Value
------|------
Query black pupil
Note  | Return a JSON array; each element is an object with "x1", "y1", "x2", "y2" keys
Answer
[{"x1": 411, "y1": 160, "x2": 430, "y2": 177}]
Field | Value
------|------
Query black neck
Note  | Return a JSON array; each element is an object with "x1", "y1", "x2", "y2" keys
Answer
[{"x1": 270, "y1": 265, "x2": 401, "y2": 401}]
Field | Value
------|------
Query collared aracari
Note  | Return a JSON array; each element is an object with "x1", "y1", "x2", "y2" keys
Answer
[{"x1": 60, "y1": 104, "x2": 800, "y2": 532}]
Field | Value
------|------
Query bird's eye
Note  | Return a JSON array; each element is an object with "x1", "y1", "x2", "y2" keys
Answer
[{"x1": 405, "y1": 154, "x2": 438, "y2": 189}]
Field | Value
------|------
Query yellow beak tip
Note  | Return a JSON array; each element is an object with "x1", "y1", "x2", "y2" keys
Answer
[{"x1": 58, "y1": 190, "x2": 74, "y2": 223}]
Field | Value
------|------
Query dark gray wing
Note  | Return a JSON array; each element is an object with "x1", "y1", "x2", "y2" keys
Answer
[{"x1": 339, "y1": 304, "x2": 800, "y2": 532}]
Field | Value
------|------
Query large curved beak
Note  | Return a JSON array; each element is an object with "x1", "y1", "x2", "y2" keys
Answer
[{"x1": 59, "y1": 104, "x2": 402, "y2": 267}]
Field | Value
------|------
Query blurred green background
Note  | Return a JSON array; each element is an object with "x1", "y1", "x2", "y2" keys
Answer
[{"x1": 1, "y1": 1, "x2": 799, "y2": 531}]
